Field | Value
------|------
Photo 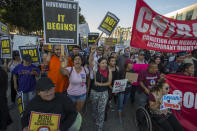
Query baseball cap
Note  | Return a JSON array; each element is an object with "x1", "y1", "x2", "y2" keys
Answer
[
  {"x1": 177, "y1": 52, "x2": 186, "y2": 57},
  {"x1": 23, "y1": 54, "x2": 32, "y2": 62},
  {"x1": 13, "y1": 51, "x2": 20, "y2": 56},
  {"x1": 36, "y1": 77, "x2": 55, "y2": 91}
]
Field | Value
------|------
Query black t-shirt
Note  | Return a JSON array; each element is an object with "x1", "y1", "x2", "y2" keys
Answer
[
  {"x1": 92, "y1": 69, "x2": 109, "y2": 92},
  {"x1": 21, "y1": 93, "x2": 77, "y2": 131}
]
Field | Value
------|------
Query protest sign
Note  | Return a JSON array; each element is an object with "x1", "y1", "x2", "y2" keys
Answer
[
  {"x1": 16, "y1": 92, "x2": 24, "y2": 117},
  {"x1": 19, "y1": 45, "x2": 40, "y2": 65},
  {"x1": 13, "y1": 35, "x2": 38, "y2": 50},
  {"x1": 160, "y1": 94, "x2": 181, "y2": 110},
  {"x1": 166, "y1": 74, "x2": 197, "y2": 131},
  {"x1": 112, "y1": 79, "x2": 128, "y2": 93},
  {"x1": 132, "y1": 64, "x2": 149, "y2": 86},
  {"x1": 98, "y1": 12, "x2": 120, "y2": 36},
  {"x1": 67, "y1": 45, "x2": 75, "y2": 53},
  {"x1": 0, "y1": 36, "x2": 12, "y2": 58},
  {"x1": 113, "y1": 38, "x2": 117, "y2": 44},
  {"x1": 125, "y1": 72, "x2": 138, "y2": 83},
  {"x1": 0, "y1": 22, "x2": 8, "y2": 35},
  {"x1": 28, "y1": 111, "x2": 61, "y2": 131},
  {"x1": 42, "y1": 0, "x2": 78, "y2": 45},
  {"x1": 88, "y1": 33, "x2": 99, "y2": 46},
  {"x1": 104, "y1": 38, "x2": 113, "y2": 46},
  {"x1": 115, "y1": 44, "x2": 125, "y2": 54},
  {"x1": 79, "y1": 23, "x2": 90, "y2": 37},
  {"x1": 130, "y1": 0, "x2": 197, "y2": 52}
]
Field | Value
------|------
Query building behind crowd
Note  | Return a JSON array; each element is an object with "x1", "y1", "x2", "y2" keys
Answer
[{"x1": 165, "y1": 3, "x2": 197, "y2": 20}]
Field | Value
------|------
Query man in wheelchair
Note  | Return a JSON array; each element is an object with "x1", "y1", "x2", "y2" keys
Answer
[{"x1": 135, "y1": 80, "x2": 184, "y2": 131}]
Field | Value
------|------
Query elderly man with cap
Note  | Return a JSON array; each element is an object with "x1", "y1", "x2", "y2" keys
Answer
[
  {"x1": 21, "y1": 77, "x2": 81, "y2": 131},
  {"x1": 12, "y1": 54, "x2": 40, "y2": 107}
]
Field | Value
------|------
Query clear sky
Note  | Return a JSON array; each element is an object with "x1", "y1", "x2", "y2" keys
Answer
[{"x1": 79, "y1": 0, "x2": 197, "y2": 32}]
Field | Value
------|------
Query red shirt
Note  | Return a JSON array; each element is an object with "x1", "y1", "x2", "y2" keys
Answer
[{"x1": 138, "y1": 70, "x2": 160, "y2": 93}]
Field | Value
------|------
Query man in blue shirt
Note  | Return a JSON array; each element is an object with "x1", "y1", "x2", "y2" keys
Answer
[
  {"x1": 12, "y1": 54, "x2": 40, "y2": 106},
  {"x1": 164, "y1": 52, "x2": 185, "y2": 74}
]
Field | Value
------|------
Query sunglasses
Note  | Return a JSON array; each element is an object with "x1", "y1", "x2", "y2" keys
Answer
[{"x1": 165, "y1": 87, "x2": 170, "y2": 91}]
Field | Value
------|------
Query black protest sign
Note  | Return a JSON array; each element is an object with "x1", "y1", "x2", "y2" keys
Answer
[
  {"x1": 0, "y1": 22, "x2": 8, "y2": 35},
  {"x1": 98, "y1": 12, "x2": 120, "y2": 36},
  {"x1": 0, "y1": 36, "x2": 12, "y2": 58},
  {"x1": 19, "y1": 45, "x2": 40, "y2": 65},
  {"x1": 88, "y1": 33, "x2": 99, "y2": 46},
  {"x1": 42, "y1": 0, "x2": 78, "y2": 45}
]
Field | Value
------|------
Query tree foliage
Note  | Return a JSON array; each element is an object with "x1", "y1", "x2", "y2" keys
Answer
[{"x1": 0, "y1": 0, "x2": 86, "y2": 34}]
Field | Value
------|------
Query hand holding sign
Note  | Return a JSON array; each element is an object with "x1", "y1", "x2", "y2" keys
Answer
[
  {"x1": 60, "y1": 55, "x2": 68, "y2": 68},
  {"x1": 112, "y1": 79, "x2": 128, "y2": 93},
  {"x1": 160, "y1": 94, "x2": 181, "y2": 110},
  {"x1": 90, "y1": 46, "x2": 97, "y2": 54}
]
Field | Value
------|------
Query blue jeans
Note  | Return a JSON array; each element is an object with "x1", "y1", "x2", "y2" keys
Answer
[
  {"x1": 118, "y1": 92, "x2": 131, "y2": 112},
  {"x1": 68, "y1": 93, "x2": 86, "y2": 102}
]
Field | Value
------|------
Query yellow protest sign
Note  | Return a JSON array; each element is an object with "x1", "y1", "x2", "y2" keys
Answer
[
  {"x1": 0, "y1": 36, "x2": 12, "y2": 58},
  {"x1": 113, "y1": 38, "x2": 117, "y2": 44},
  {"x1": 16, "y1": 92, "x2": 24, "y2": 117},
  {"x1": 98, "y1": 12, "x2": 120, "y2": 36},
  {"x1": 19, "y1": 45, "x2": 41, "y2": 65},
  {"x1": 28, "y1": 112, "x2": 61, "y2": 131},
  {"x1": 48, "y1": 44, "x2": 52, "y2": 50},
  {"x1": 0, "y1": 22, "x2": 8, "y2": 34}
]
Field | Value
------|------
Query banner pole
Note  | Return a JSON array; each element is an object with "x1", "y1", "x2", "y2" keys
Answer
[
  {"x1": 94, "y1": 32, "x2": 103, "y2": 45},
  {"x1": 61, "y1": 45, "x2": 64, "y2": 56}
]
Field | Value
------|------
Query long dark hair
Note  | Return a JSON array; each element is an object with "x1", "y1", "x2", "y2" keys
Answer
[
  {"x1": 98, "y1": 57, "x2": 108, "y2": 69},
  {"x1": 108, "y1": 56, "x2": 116, "y2": 65},
  {"x1": 183, "y1": 63, "x2": 193, "y2": 72},
  {"x1": 73, "y1": 54, "x2": 83, "y2": 64},
  {"x1": 150, "y1": 79, "x2": 166, "y2": 93},
  {"x1": 98, "y1": 57, "x2": 108, "y2": 64}
]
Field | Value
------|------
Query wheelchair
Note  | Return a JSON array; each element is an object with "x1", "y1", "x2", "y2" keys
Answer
[{"x1": 135, "y1": 105, "x2": 164, "y2": 131}]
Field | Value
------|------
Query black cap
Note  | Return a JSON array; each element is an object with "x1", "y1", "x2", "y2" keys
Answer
[
  {"x1": 13, "y1": 50, "x2": 20, "y2": 56},
  {"x1": 177, "y1": 52, "x2": 186, "y2": 57},
  {"x1": 23, "y1": 54, "x2": 32, "y2": 62},
  {"x1": 36, "y1": 77, "x2": 55, "y2": 91}
]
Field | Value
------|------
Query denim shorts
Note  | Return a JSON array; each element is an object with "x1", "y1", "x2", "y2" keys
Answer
[{"x1": 68, "y1": 93, "x2": 86, "y2": 102}]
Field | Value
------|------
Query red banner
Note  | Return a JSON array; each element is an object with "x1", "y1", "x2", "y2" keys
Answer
[
  {"x1": 130, "y1": 0, "x2": 197, "y2": 52},
  {"x1": 166, "y1": 74, "x2": 197, "y2": 131}
]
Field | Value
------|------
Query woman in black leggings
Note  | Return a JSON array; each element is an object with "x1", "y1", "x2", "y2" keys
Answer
[{"x1": 149, "y1": 80, "x2": 184, "y2": 131}]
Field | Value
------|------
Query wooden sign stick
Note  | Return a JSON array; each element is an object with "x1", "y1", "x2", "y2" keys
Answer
[{"x1": 94, "y1": 32, "x2": 103, "y2": 45}]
